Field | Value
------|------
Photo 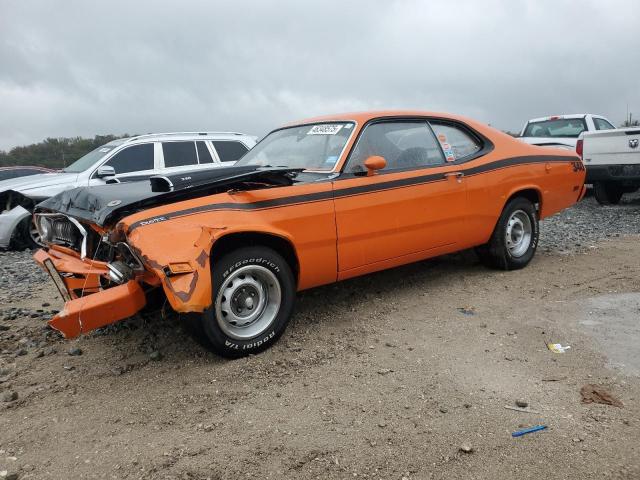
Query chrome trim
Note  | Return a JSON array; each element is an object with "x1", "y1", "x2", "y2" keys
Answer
[
  {"x1": 66, "y1": 216, "x2": 88, "y2": 259},
  {"x1": 34, "y1": 213, "x2": 88, "y2": 259}
]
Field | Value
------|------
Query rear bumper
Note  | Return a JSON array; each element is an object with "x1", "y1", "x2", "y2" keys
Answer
[
  {"x1": 585, "y1": 164, "x2": 640, "y2": 184},
  {"x1": 33, "y1": 248, "x2": 147, "y2": 338},
  {"x1": 0, "y1": 206, "x2": 30, "y2": 248}
]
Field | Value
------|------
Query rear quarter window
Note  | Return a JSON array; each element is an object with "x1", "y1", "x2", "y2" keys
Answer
[
  {"x1": 213, "y1": 141, "x2": 249, "y2": 162},
  {"x1": 429, "y1": 123, "x2": 482, "y2": 162}
]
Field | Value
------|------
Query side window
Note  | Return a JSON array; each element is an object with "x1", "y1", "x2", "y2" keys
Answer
[
  {"x1": 196, "y1": 141, "x2": 214, "y2": 164},
  {"x1": 212, "y1": 141, "x2": 249, "y2": 162},
  {"x1": 162, "y1": 141, "x2": 198, "y2": 168},
  {"x1": 347, "y1": 122, "x2": 444, "y2": 173},
  {"x1": 594, "y1": 118, "x2": 615, "y2": 130},
  {"x1": 429, "y1": 123, "x2": 481, "y2": 162},
  {"x1": 104, "y1": 143, "x2": 154, "y2": 174}
]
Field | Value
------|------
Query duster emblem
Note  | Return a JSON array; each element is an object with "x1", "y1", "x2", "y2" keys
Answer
[
  {"x1": 107, "y1": 200, "x2": 122, "y2": 207},
  {"x1": 630, "y1": 139, "x2": 639, "y2": 149}
]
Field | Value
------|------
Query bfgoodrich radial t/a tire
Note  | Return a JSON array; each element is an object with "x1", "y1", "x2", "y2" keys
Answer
[
  {"x1": 201, "y1": 246, "x2": 295, "y2": 358},
  {"x1": 476, "y1": 197, "x2": 539, "y2": 270}
]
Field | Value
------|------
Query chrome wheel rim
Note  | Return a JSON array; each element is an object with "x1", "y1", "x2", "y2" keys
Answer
[
  {"x1": 29, "y1": 222, "x2": 41, "y2": 246},
  {"x1": 215, "y1": 265, "x2": 281, "y2": 340},
  {"x1": 505, "y1": 210, "x2": 532, "y2": 258}
]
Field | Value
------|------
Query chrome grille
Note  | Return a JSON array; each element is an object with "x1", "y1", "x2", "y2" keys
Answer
[{"x1": 51, "y1": 218, "x2": 78, "y2": 245}]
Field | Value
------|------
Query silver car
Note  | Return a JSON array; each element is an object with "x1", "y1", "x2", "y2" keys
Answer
[{"x1": 0, "y1": 131, "x2": 256, "y2": 249}]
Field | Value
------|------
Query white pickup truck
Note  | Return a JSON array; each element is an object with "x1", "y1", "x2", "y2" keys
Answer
[
  {"x1": 579, "y1": 127, "x2": 640, "y2": 204},
  {"x1": 519, "y1": 114, "x2": 615, "y2": 149}
]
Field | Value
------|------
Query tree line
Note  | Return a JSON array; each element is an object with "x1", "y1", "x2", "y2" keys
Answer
[{"x1": 0, "y1": 135, "x2": 130, "y2": 169}]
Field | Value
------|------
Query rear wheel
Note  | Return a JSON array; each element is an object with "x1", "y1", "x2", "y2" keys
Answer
[
  {"x1": 201, "y1": 246, "x2": 295, "y2": 358},
  {"x1": 593, "y1": 182, "x2": 623, "y2": 205},
  {"x1": 476, "y1": 197, "x2": 539, "y2": 270}
]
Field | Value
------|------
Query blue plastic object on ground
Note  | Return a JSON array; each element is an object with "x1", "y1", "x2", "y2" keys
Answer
[{"x1": 512, "y1": 425, "x2": 547, "y2": 437}]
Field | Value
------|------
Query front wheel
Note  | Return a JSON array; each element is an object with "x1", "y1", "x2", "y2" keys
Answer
[
  {"x1": 201, "y1": 246, "x2": 295, "y2": 358},
  {"x1": 593, "y1": 182, "x2": 623, "y2": 205},
  {"x1": 11, "y1": 216, "x2": 41, "y2": 250},
  {"x1": 476, "y1": 197, "x2": 539, "y2": 270}
]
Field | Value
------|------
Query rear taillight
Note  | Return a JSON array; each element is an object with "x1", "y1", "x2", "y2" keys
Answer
[{"x1": 576, "y1": 139, "x2": 583, "y2": 159}]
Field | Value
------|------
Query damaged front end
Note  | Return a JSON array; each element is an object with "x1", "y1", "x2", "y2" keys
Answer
[
  {"x1": 32, "y1": 213, "x2": 157, "y2": 338},
  {"x1": 32, "y1": 166, "x2": 302, "y2": 339}
]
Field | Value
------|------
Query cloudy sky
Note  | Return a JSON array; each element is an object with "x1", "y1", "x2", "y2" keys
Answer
[{"x1": 1, "y1": 0, "x2": 638, "y2": 150}]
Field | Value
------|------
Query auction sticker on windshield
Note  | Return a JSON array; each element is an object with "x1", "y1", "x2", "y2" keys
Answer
[{"x1": 308, "y1": 124, "x2": 344, "y2": 135}]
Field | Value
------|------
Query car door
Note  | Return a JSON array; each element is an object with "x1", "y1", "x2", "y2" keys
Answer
[
  {"x1": 88, "y1": 143, "x2": 157, "y2": 186},
  {"x1": 333, "y1": 119, "x2": 469, "y2": 273}
]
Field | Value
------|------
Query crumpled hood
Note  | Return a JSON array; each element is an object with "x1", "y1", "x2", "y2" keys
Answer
[
  {"x1": 37, "y1": 181, "x2": 164, "y2": 226},
  {"x1": 36, "y1": 165, "x2": 302, "y2": 227},
  {"x1": 0, "y1": 172, "x2": 80, "y2": 197}
]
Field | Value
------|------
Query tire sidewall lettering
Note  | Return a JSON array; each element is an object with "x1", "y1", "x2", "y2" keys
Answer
[
  {"x1": 223, "y1": 330, "x2": 277, "y2": 351},
  {"x1": 222, "y1": 258, "x2": 280, "y2": 278}
]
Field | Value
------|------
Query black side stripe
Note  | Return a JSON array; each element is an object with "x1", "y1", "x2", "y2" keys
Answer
[{"x1": 127, "y1": 155, "x2": 576, "y2": 232}]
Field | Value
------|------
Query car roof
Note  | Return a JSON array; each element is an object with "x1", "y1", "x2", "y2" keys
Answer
[
  {"x1": 121, "y1": 132, "x2": 256, "y2": 145},
  {"x1": 287, "y1": 110, "x2": 471, "y2": 127},
  {"x1": 526, "y1": 114, "x2": 605, "y2": 123}
]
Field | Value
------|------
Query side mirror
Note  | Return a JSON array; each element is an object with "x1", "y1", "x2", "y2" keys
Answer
[
  {"x1": 96, "y1": 165, "x2": 116, "y2": 178},
  {"x1": 364, "y1": 156, "x2": 386, "y2": 176}
]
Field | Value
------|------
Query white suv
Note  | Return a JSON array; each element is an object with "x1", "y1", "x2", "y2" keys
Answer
[{"x1": 0, "y1": 131, "x2": 256, "y2": 249}]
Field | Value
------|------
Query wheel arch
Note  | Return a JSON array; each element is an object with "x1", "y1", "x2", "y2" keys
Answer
[
  {"x1": 503, "y1": 186, "x2": 543, "y2": 215},
  {"x1": 210, "y1": 230, "x2": 300, "y2": 285}
]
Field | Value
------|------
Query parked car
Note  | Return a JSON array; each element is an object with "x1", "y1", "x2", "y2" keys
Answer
[
  {"x1": 0, "y1": 132, "x2": 256, "y2": 249},
  {"x1": 578, "y1": 126, "x2": 640, "y2": 204},
  {"x1": 519, "y1": 114, "x2": 615, "y2": 149},
  {"x1": 33, "y1": 111, "x2": 585, "y2": 357},
  {"x1": 0, "y1": 166, "x2": 56, "y2": 181}
]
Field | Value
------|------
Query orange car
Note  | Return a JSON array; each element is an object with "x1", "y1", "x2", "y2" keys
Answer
[{"x1": 33, "y1": 111, "x2": 586, "y2": 357}]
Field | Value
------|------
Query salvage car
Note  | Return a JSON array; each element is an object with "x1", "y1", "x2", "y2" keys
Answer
[
  {"x1": 0, "y1": 132, "x2": 256, "y2": 249},
  {"x1": 0, "y1": 166, "x2": 56, "y2": 181},
  {"x1": 33, "y1": 111, "x2": 586, "y2": 357},
  {"x1": 519, "y1": 114, "x2": 615, "y2": 149}
]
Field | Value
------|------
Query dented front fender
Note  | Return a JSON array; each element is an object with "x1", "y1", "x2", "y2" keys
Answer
[{"x1": 127, "y1": 223, "x2": 222, "y2": 313}]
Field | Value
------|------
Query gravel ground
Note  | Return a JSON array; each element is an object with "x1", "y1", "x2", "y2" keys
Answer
[
  {"x1": 539, "y1": 190, "x2": 640, "y2": 252},
  {"x1": 0, "y1": 193, "x2": 639, "y2": 479},
  {"x1": 0, "y1": 250, "x2": 48, "y2": 306}
]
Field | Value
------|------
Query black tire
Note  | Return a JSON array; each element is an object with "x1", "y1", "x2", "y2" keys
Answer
[
  {"x1": 593, "y1": 182, "x2": 623, "y2": 205},
  {"x1": 10, "y1": 216, "x2": 40, "y2": 250},
  {"x1": 476, "y1": 197, "x2": 539, "y2": 271},
  {"x1": 201, "y1": 246, "x2": 295, "y2": 358}
]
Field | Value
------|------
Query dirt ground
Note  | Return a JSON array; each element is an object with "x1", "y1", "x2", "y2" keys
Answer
[{"x1": 1, "y1": 236, "x2": 639, "y2": 479}]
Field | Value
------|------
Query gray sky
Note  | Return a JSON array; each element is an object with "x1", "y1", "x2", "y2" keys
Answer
[{"x1": 1, "y1": 0, "x2": 638, "y2": 150}]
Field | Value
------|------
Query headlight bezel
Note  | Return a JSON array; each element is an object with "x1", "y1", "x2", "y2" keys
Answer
[{"x1": 34, "y1": 213, "x2": 88, "y2": 258}]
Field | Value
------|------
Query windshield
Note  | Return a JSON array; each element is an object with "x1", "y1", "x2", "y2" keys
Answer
[
  {"x1": 62, "y1": 144, "x2": 117, "y2": 173},
  {"x1": 235, "y1": 122, "x2": 355, "y2": 171},
  {"x1": 523, "y1": 118, "x2": 587, "y2": 138}
]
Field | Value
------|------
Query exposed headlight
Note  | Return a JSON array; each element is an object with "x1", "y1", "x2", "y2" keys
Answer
[{"x1": 37, "y1": 216, "x2": 51, "y2": 242}]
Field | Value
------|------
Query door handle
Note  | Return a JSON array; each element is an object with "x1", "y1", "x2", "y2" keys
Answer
[{"x1": 444, "y1": 171, "x2": 464, "y2": 181}]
